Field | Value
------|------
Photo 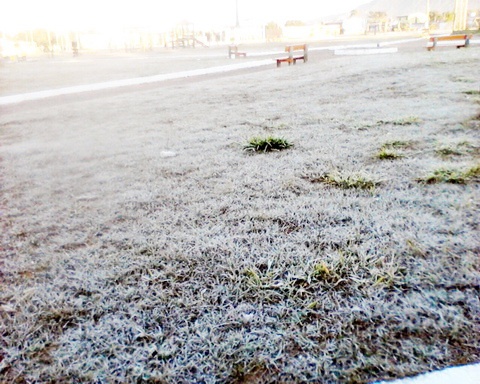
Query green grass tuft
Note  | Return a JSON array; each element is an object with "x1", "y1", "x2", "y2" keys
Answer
[
  {"x1": 309, "y1": 171, "x2": 381, "y2": 190},
  {"x1": 418, "y1": 164, "x2": 480, "y2": 184},
  {"x1": 419, "y1": 169, "x2": 467, "y2": 184},
  {"x1": 376, "y1": 148, "x2": 403, "y2": 160},
  {"x1": 244, "y1": 136, "x2": 293, "y2": 153},
  {"x1": 378, "y1": 117, "x2": 421, "y2": 126},
  {"x1": 435, "y1": 141, "x2": 475, "y2": 157},
  {"x1": 463, "y1": 90, "x2": 480, "y2": 95},
  {"x1": 451, "y1": 76, "x2": 475, "y2": 83},
  {"x1": 463, "y1": 114, "x2": 480, "y2": 129},
  {"x1": 465, "y1": 164, "x2": 480, "y2": 179},
  {"x1": 381, "y1": 140, "x2": 414, "y2": 149}
]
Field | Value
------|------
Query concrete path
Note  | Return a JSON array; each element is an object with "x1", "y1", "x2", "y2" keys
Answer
[
  {"x1": 0, "y1": 37, "x2": 434, "y2": 106},
  {"x1": 374, "y1": 363, "x2": 480, "y2": 383},
  {"x1": 0, "y1": 59, "x2": 273, "y2": 106}
]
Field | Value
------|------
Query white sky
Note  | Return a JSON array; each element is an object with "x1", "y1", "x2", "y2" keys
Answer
[{"x1": 1, "y1": 0, "x2": 371, "y2": 32}]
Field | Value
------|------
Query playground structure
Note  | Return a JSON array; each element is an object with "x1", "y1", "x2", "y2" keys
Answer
[{"x1": 171, "y1": 23, "x2": 208, "y2": 49}]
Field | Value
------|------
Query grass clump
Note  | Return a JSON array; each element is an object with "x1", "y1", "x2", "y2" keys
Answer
[
  {"x1": 244, "y1": 136, "x2": 293, "y2": 153},
  {"x1": 382, "y1": 140, "x2": 414, "y2": 149},
  {"x1": 465, "y1": 164, "x2": 480, "y2": 179},
  {"x1": 435, "y1": 142, "x2": 472, "y2": 157},
  {"x1": 378, "y1": 117, "x2": 421, "y2": 126},
  {"x1": 463, "y1": 114, "x2": 480, "y2": 129},
  {"x1": 463, "y1": 90, "x2": 480, "y2": 96},
  {"x1": 418, "y1": 164, "x2": 480, "y2": 184},
  {"x1": 309, "y1": 171, "x2": 381, "y2": 190},
  {"x1": 376, "y1": 148, "x2": 403, "y2": 160},
  {"x1": 451, "y1": 76, "x2": 474, "y2": 83},
  {"x1": 436, "y1": 147, "x2": 462, "y2": 157},
  {"x1": 419, "y1": 169, "x2": 467, "y2": 184},
  {"x1": 392, "y1": 116, "x2": 421, "y2": 125},
  {"x1": 376, "y1": 140, "x2": 413, "y2": 160},
  {"x1": 310, "y1": 251, "x2": 405, "y2": 290}
]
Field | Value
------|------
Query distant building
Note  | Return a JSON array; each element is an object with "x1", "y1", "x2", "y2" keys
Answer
[
  {"x1": 342, "y1": 16, "x2": 366, "y2": 35},
  {"x1": 323, "y1": 22, "x2": 342, "y2": 36}
]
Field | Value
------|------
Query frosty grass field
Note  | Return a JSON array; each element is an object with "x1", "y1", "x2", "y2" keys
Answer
[{"x1": 0, "y1": 38, "x2": 479, "y2": 382}]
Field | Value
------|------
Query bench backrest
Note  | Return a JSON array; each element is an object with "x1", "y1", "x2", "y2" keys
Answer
[
  {"x1": 285, "y1": 44, "x2": 307, "y2": 53},
  {"x1": 429, "y1": 34, "x2": 470, "y2": 42}
]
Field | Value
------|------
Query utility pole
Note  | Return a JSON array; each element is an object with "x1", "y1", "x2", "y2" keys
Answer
[
  {"x1": 453, "y1": 0, "x2": 468, "y2": 31},
  {"x1": 426, "y1": 0, "x2": 430, "y2": 30},
  {"x1": 235, "y1": 0, "x2": 240, "y2": 27},
  {"x1": 233, "y1": 0, "x2": 240, "y2": 44}
]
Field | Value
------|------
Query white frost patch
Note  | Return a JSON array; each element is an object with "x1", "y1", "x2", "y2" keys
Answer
[
  {"x1": 159, "y1": 151, "x2": 177, "y2": 158},
  {"x1": 374, "y1": 363, "x2": 480, "y2": 384},
  {"x1": 335, "y1": 47, "x2": 398, "y2": 56},
  {"x1": 0, "y1": 59, "x2": 273, "y2": 106}
]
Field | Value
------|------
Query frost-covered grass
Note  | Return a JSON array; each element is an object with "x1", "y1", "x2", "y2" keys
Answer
[{"x1": 1, "y1": 47, "x2": 479, "y2": 383}]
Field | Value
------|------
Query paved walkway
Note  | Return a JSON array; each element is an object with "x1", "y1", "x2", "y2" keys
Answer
[
  {"x1": 374, "y1": 363, "x2": 480, "y2": 384},
  {"x1": 0, "y1": 59, "x2": 273, "y2": 106},
  {"x1": 0, "y1": 37, "x2": 431, "y2": 106}
]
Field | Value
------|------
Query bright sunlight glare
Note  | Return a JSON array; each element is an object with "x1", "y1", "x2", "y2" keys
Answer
[{"x1": 1, "y1": 0, "x2": 371, "y2": 32}]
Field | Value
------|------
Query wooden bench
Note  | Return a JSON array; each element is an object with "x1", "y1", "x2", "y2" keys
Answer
[
  {"x1": 427, "y1": 34, "x2": 472, "y2": 51},
  {"x1": 276, "y1": 44, "x2": 308, "y2": 67},
  {"x1": 228, "y1": 45, "x2": 246, "y2": 59}
]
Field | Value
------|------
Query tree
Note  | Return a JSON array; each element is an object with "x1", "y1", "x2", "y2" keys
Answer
[
  {"x1": 31, "y1": 29, "x2": 52, "y2": 52},
  {"x1": 285, "y1": 20, "x2": 306, "y2": 27},
  {"x1": 350, "y1": 10, "x2": 360, "y2": 17},
  {"x1": 443, "y1": 12, "x2": 455, "y2": 22},
  {"x1": 265, "y1": 22, "x2": 282, "y2": 41},
  {"x1": 429, "y1": 11, "x2": 442, "y2": 23},
  {"x1": 368, "y1": 11, "x2": 388, "y2": 22}
]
